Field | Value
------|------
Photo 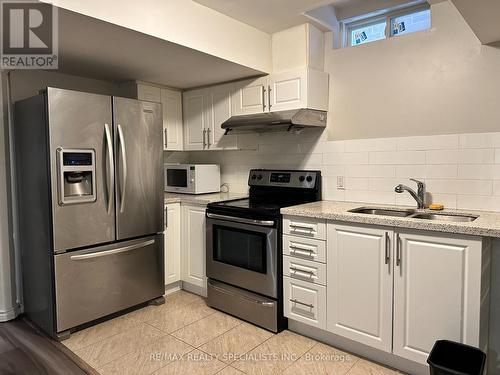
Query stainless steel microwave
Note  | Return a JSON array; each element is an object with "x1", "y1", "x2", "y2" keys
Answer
[{"x1": 164, "y1": 164, "x2": 220, "y2": 194}]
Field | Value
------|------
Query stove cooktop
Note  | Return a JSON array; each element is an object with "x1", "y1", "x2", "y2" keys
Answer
[{"x1": 207, "y1": 169, "x2": 322, "y2": 218}]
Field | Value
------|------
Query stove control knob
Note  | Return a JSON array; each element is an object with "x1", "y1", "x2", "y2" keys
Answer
[
  {"x1": 257, "y1": 174, "x2": 263, "y2": 180},
  {"x1": 299, "y1": 176, "x2": 305, "y2": 182},
  {"x1": 306, "y1": 176, "x2": 313, "y2": 182},
  {"x1": 251, "y1": 174, "x2": 257, "y2": 180}
]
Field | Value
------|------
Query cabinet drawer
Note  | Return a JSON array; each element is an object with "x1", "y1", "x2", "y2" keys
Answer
[
  {"x1": 283, "y1": 276, "x2": 326, "y2": 329},
  {"x1": 283, "y1": 216, "x2": 326, "y2": 240},
  {"x1": 283, "y1": 234, "x2": 326, "y2": 263},
  {"x1": 283, "y1": 255, "x2": 326, "y2": 286}
]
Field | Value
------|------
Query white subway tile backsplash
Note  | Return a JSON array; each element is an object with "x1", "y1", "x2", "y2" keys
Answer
[
  {"x1": 370, "y1": 151, "x2": 425, "y2": 165},
  {"x1": 183, "y1": 131, "x2": 500, "y2": 212},
  {"x1": 323, "y1": 152, "x2": 368, "y2": 165},
  {"x1": 425, "y1": 150, "x2": 458, "y2": 164},
  {"x1": 344, "y1": 138, "x2": 397, "y2": 152},
  {"x1": 457, "y1": 195, "x2": 500, "y2": 211},
  {"x1": 397, "y1": 134, "x2": 459, "y2": 151},
  {"x1": 459, "y1": 133, "x2": 500, "y2": 149}
]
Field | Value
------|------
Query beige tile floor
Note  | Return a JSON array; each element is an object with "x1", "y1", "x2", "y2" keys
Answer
[{"x1": 64, "y1": 291, "x2": 405, "y2": 375}]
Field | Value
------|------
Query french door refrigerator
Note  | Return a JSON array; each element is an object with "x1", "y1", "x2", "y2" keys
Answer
[{"x1": 14, "y1": 87, "x2": 164, "y2": 340}]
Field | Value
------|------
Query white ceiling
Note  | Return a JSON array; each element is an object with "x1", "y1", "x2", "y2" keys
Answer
[
  {"x1": 57, "y1": 9, "x2": 264, "y2": 89},
  {"x1": 193, "y1": 0, "x2": 423, "y2": 33}
]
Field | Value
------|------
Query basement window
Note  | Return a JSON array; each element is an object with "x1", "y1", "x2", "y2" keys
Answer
[{"x1": 345, "y1": 5, "x2": 431, "y2": 47}]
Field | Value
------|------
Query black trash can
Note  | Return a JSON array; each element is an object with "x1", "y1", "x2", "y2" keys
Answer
[{"x1": 427, "y1": 340, "x2": 486, "y2": 375}]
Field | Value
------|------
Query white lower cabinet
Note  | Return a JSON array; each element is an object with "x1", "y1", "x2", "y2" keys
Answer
[
  {"x1": 164, "y1": 203, "x2": 181, "y2": 285},
  {"x1": 392, "y1": 230, "x2": 484, "y2": 364},
  {"x1": 181, "y1": 204, "x2": 207, "y2": 291},
  {"x1": 327, "y1": 224, "x2": 393, "y2": 352},
  {"x1": 325, "y1": 222, "x2": 489, "y2": 366},
  {"x1": 284, "y1": 276, "x2": 326, "y2": 329}
]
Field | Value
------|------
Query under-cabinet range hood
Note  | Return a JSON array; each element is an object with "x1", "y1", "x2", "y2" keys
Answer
[{"x1": 222, "y1": 109, "x2": 327, "y2": 134}]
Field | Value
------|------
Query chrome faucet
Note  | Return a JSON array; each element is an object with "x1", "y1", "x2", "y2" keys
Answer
[{"x1": 395, "y1": 179, "x2": 426, "y2": 209}]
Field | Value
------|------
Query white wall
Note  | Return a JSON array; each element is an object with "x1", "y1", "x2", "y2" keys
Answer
[
  {"x1": 326, "y1": 1, "x2": 500, "y2": 140},
  {"x1": 45, "y1": 0, "x2": 272, "y2": 73}
]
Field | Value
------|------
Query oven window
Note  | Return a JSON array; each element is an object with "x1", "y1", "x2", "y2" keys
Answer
[
  {"x1": 213, "y1": 225, "x2": 267, "y2": 274},
  {"x1": 167, "y1": 169, "x2": 187, "y2": 187}
]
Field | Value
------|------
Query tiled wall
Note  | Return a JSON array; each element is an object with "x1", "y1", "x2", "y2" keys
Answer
[{"x1": 169, "y1": 130, "x2": 500, "y2": 212}]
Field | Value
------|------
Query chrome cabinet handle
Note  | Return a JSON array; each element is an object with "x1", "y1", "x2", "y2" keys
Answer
[
  {"x1": 207, "y1": 128, "x2": 211, "y2": 148},
  {"x1": 206, "y1": 213, "x2": 275, "y2": 227},
  {"x1": 385, "y1": 232, "x2": 390, "y2": 265},
  {"x1": 104, "y1": 123, "x2": 114, "y2": 214},
  {"x1": 163, "y1": 128, "x2": 168, "y2": 149},
  {"x1": 262, "y1": 86, "x2": 266, "y2": 112},
  {"x1": 117, "y1": 124, "x2": 127, "y2": 213},
  {"x1": 164, "y1": 206, "x2": 168, "y2": 229},
  {"x1": 70, "y1": 239, "x2": 155, "y2": 260},
  {"x1": 202, "y1": 128, "x2": 207, "y2": 148},
  {"x1": 268, "y1": 85, "x2": 272, "y2": 110},
  {"x1": 290, "y1": 299, "x2": 314, "y2": 309},
  {"x1": 290, "y1": 267, "x2": 316, "y2": 278},
  {"x1": 396, "y1": 233, "x2": 401, "y2": 267}
]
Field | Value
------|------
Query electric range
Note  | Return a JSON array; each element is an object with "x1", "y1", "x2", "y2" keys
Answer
[{"x1": 205, "y1": 169, "x2": 321, "y2": 332}]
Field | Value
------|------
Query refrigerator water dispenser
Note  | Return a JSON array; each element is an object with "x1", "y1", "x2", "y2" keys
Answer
[{"x1": 57, "y1": 148, "x2": 96, "y2": 205}]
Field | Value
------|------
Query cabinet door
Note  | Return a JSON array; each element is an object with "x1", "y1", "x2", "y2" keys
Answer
[
  {"x1": 268, "y1": 68, "x2": 307, "y2": 112},
  {"x1": 181, "y1": 204, "x2": 207, "y2": 290},
  {"x1": 284, "y1": 276, "x2": 326, "y2": 329},
  {"x1": 209, "y1": 83, "x2": 237, "y2": 150},
  {"x1": 327, "y1": 223, "x2": 393, "y2": 352},
  {"x1": 137, "y1": 84, "x2": 161, "y2": 103},
  {"x1": 393, "y1": 230, "x2": 482, "y2": 364},
  {"x1": 183, "y1": 88, "x2": 210, "y2": 150},
  {"x1": 161, "y1": 88, "x2": 183, "y2": 151},
  {"x1": 232, "y1": 77, "x2": 268, "y2": 115},
  {"x1": 164, "y1": 203, "x2": 181, "y2": 285}
]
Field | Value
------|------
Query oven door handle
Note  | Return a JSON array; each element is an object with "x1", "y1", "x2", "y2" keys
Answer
[
  {"x1": 206, "y1": 213, "x2": 275, "y2": 227},
  {"x1": 208, "y1": 280, "x2": 275, "y2": 307}
]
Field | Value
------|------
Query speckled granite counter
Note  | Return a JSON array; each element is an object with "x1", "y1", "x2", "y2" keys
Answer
[
  {"x1": 164, "y1": 192, "x2": 247, "y2": 205},
  {"x1": 281, "y1": 201, "x2": 500, "y2": 238}
]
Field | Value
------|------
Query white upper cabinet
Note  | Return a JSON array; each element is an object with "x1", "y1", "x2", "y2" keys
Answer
[
  {"x1": 232, "y1": 68, "x2": 328, "y2": 116},
  {"x1": 232, "y1": 76, "x2": 268, "y2": 116},
  {"x1": 123, "y1": 82, "x2": 184, "y2": 151},
  {"x1": 161, "y1": 88, "x2": 183, "y2": 151},
  {"x1": 183, "y1": 88, "x2": 211, "y2": 151},
  {"x1": 327, "y1": 223, "x2": 393, "y2": 353},
  {"x1": 393, "y1": 230, "x2": 484, "y2": 364},
  {"x1": 208, "y1": 83, "x2": 238, "y2": 150}
]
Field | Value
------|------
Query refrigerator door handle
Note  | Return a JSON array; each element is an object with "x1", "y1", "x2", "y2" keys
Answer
[
  {"x1": 70, "y1": 239, "x2": 155, "y2": 260},
  {"x1": 117, "y1": 124, "x2": 127, "y2": 213},
  {"x1": 104, "y1": 123, "x2": 115, "y2": 214}
]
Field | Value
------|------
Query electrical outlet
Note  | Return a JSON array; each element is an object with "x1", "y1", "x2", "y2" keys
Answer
[{"x1": 337, "y1": 176, "x2": 345, "y2": 190}]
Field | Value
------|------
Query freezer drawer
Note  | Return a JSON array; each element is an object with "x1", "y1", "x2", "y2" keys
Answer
[{"x1": 54, "y1": 235, "x2": 164, "y2": 332}]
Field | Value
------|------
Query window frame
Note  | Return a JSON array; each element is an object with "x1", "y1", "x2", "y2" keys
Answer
[{"x1": 343, "y1": 3, "x2": 431, "y2": 48}]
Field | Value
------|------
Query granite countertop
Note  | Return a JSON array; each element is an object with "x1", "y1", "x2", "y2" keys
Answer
[
  {"x1": 164, "y1": 192, "x2": 248, "y2": 205},
  {"x1": 281, "y1": 201, "x2": 500, "y2": 238}
]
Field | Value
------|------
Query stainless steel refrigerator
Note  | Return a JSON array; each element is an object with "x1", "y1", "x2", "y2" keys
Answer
[{"x1": 14, "y1": 87, "x2": 164, "y2": 340}]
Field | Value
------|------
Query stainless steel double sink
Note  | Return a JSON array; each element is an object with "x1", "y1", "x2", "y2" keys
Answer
[{"x1": 348, "y1": 207, "x2": 478, "y2": 222}]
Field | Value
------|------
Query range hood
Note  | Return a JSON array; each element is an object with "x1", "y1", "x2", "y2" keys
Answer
[{"x1": 222, "y1": 109, "x2": 327, "y2": 134}]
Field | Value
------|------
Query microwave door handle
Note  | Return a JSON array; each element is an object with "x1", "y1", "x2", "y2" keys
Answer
[
  {"x1": 104, "y1": 123, "x2": 114, "y2": 214},
  {"x1": 117, "y1": 124, "x2": 127, "y2": 213}
]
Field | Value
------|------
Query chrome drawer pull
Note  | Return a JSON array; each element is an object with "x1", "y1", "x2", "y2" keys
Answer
[
  {"x1": 290, "y1": 267, "x2": 316, "y2": 278},
  {"x1": 290, "y1": 299, "x2": 314, "y2": 309}
]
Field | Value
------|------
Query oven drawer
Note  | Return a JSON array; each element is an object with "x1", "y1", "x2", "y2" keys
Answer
[
  {"x1": 283, "y1": 216, "x2": 326, "y2": 240},
  {"x1": 283, "y1": 234, "x2": 326, "y2": 263},
  {"x1": 207, "y1": 279, "x2": 278, "y2": 332},
  {"x1": 283, "y1": 276, "x2": 326, "y2": 329},
  {"x1": 283, "y1": 255, "x2": 326, "y2": 286}
]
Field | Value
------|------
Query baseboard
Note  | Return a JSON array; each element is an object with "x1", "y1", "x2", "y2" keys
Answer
[
  {"x1": 288, "y1": 320, "x2": 428, "y2": 375},
  {"x1": 165, "y1": 281, "x2": 182, "y2": 295},
  {"x1": 181, "y1": 281, "x2": 207, "y2": 297},
  {"x1": 0, "y1": 304, "x2": 20, "y2": 322}
]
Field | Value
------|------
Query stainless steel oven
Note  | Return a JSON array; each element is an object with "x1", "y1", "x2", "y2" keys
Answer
[{"x1": 206, "y1": 213, "x2": 278, "y2": 298}]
